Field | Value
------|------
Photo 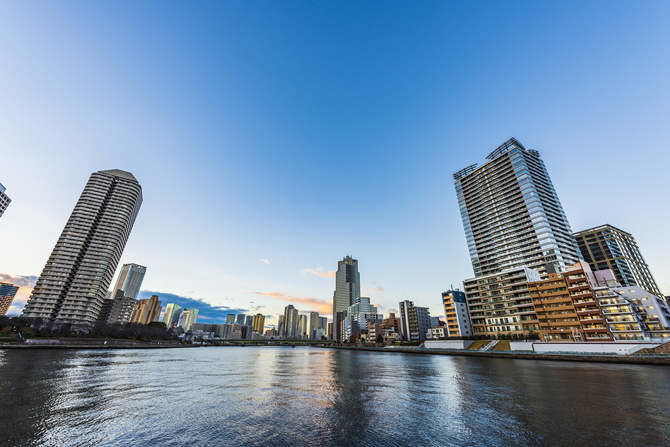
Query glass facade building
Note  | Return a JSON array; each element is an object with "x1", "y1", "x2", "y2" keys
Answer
[{"x1": 453, "y1": 138, "x2": 581, "y2": 278}]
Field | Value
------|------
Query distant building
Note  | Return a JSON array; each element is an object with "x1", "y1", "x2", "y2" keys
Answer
[
  {"x1": 297, "y1": 314, "x2": 308, "y2": 338},
  {"x1": 265, "y1": 328, "x2": 277, "y2": 338},
  {"x1": 236, "y1": 314, "x2": 246, "y2": 325},
  {"x1": 163, "y1": 303, "x2": 183, "y2": 328},
  {"x1": 180, "y1": 308, "x2": 199, "y2": 331},
  {"x1": 309, "y1": 312, "x2": 320, "y2": 340},
  {"x1": 130, "y1": 295, "x2": 162, "y2": 325},
  {"x1": 454, "y1": 138, "x2": 580, "y2": 279},
  {"x1": 0, "y1": 283, "x2": 19, "y2": 316},
  {"x1": 332, "y1": 256, "x2": 360, "y2": 342},
  {"x1": 282, "y1": 305, "x2": 298, "y2": 339},
  {"x1": 22, "y1": 169, "x2": 142, "y2": 326},
  {"x1": 398, "y1": 300, "x2": 431, "y2": 341},
  {"x1": 381, "y1": 312, "x2": 401, "y2": 334},
  {"x1": 574, "y1": 224, "x2": 663, "y2": 298},
  {"x1": 0, "y1": 183, "x2": 11, "y2": 218},
  {"x1": 226, "y1": 314, "x2": 235, "y2": 324},
  {"x1": 441, "y1": 290, "x2": 472, "y2": 338},
  {"x1": 97, "y1": 290, "x2": 137, "y2": 325},
  {"x1": 327, "y1": 322, "x2": 333, "y2": 340},
  {"x1": 245, "y1": 315, "x2": 253, "y2": 326},
  {"x1": 110, "y1": 264, "x2": 147, "y2": 300},
  {"x1": 252, "y1": 314, "x2": 266, "y2": 333}
]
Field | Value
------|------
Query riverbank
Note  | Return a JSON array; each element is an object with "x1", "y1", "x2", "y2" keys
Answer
[
  {"x1": 0, "y1": 340, "x2": 194, "y2": 350},
  {"x1": 323, "y1": 345, "x2": 670, "y2": 365}
]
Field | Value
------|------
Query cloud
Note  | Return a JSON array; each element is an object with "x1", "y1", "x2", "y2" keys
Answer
[
  {"x1": 371, "y1": 287, "x2": 384, "y2": 292},
  {"x1": 246, "y1": 291, "x2": 332, "y2": 315},
  {"x1": 138, "y1": 290, "x2": 248, "y2": 324},
  {"x1": 1, "y1": 273, "x2": 38, "y2": 316},
  {"x1": 260, "y1": 258, "x2": 270, "y2": 265},
  {"x1": 301, "y1": 267, "x2": 336, "y2": 279}
]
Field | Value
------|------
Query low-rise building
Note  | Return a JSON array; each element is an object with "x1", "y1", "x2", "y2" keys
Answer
[{"x1": 441, "y1": 290, "x2": 472, "y2": 337}]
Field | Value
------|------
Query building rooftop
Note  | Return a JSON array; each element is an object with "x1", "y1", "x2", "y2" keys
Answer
[{"x1": 99, "y1": 169, "x2": 139, "y2": 182}]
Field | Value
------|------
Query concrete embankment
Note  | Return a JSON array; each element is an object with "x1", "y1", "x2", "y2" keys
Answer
[
  {"x1": 0, "y1": 341, "x2": 194, "y2": 350},
  {"x1": 323, "y1": 346, "x2": 670, "y2": 366}
]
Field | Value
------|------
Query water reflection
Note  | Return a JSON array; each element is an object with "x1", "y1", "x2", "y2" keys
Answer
[{"x1": 0, "y1": 347, "x2": 669, "y2": 446}]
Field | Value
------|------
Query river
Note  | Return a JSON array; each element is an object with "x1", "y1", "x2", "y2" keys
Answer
[{"x1": 0, "y1": 346, "x2": 668, "y2": 446}]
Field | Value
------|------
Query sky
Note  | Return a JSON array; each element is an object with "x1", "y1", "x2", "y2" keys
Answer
[{"x1": 1, "y1": 1, "x2": 669, "y2": 325}]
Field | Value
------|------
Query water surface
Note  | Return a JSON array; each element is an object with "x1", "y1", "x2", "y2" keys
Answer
[{"x1": 1, "y1": 346, "x2": 668, "y2": 446}]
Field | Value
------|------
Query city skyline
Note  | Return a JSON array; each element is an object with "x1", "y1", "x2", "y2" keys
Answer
[{"x1": 1, "y1": 2, "x2": 670, "y2": 322}]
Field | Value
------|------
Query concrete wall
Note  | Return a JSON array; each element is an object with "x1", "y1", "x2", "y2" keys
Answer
[
  {"x1": 424, "y1": 340, "x2": 474, "y2": 350},
  {"x1": 530, "y1": 341, "x2": 662, "y2": 355},
  {"x1": 509, "y1": 341, "x2": 535, "y2": 351}
]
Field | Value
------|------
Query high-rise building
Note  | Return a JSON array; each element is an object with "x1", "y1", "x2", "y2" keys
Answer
[
  {"x1": 163, "y1": 303, "x2": 183, "y2": 328},
  {"x1": 309, "y1": 312, "x2": 320, "y2": 340},
  {"x1": 282, "y1": 305, "x2": 298, "y2": 339},
  {"x1": 236, "y1": 314, "x2": 246, "y2": 325},
  {"x1": 453, "y1": 138, "x2": 580, "y2": 279},
  {"x1": 111, "y1": 264, "x2": 147, "y2": 300},
  {"x1": 130, "y1": 295, "x2": 162, "y2": 325},
  {"x1": 573, "y1": 224, "x2": 663, "y2": 298},
  {"x1": 297, "y1": 314, "x2": 308, "y2": 338},
  {"x1": 22, "y1": 170, "x2": 142, "y2": 325},
  {"x1": 398, "y1": 300, "x2": 431, "y2": 341},
  {"x1": 252, "y1": 313, "x2": 266, "y2": 333},
  {"x1": 332, "y1": 256, "x2": 360, "y2": 341},
  {"x1": 226, "y1": 314, "x2": 235, "y2": 324},
  {"x1": 0, "y1": 183, "x2": 11, "y2": 218},
  {"x1": 180, "y1": 308, "x2": 199, "y2": 331},
  {"x1": 0, "y1": 283, "x2": 19, "y2": 316},
  {"x1": 441, "y1": 290, "x2": 472, "y2": 338},
  {"x1": 245, "y1": 315, "x2": 253, "y2": 326}
]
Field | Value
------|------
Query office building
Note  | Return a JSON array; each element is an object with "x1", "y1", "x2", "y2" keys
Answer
[
  {"x1": 441, "y1": 290, "x2": 472, "y2": 338},
  {"x1": 332, "y1": 256, "x2": 361, "y2": 341},
  {"x1": 453, "y1": 138, "x2": 580, "y2": 279},
  {"x1": 245, "y1": 315, "x2": 253, "y2": 326},
  {"x1": 297, "y1": 314, "x2": 308, "y2": 338},
  {"x1": 309, "y1": 312, "x2": 320, "y2": 340},
  {"x1": 399, "y1": 300, "x2": 431, "y2": 341},
  {"x1": 110, "y1": 264, "x2": 146, "y2": 300},
  {"x1": 22, "y1": 169, "x2": 142, "y2": 325},
  {"x1": 574, "y1": 224, "x2": 663, "y2": 298},
  {"x1": 163, "y1": 303, "x2": 183, "y2": 328},
  {"x1": 0, "y1": 283, "x2": 19, "y2": 316},
  {"x1": 252, "y1": 313, "x2": 265, "y2": 333},
  {"x1": 180, "y1": 308, "x2": 199, "y2": 331},
  {"x1": 226, "y1": 314, "x2": 235, "y2": 324},
  {"x1": 282, "y1": 305, "x2": 298, "y2": 338},
  {"x1": 130, "y1": 295, "x2": 162, "y2": 325},
  {"x1": 236, "y1": 314, "x2": 246, "y2": 325},
  {"x1": 0, "y1": 183, "x2": 11, "y2": 218}
]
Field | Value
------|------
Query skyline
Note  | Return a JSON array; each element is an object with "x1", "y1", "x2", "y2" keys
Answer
[{"x1": 1, "y1": 2, "x2": 670, "y2": 322}]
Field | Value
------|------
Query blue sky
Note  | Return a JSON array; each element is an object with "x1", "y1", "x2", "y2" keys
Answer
[{"x1": 1, "y1": 1, "x2": 669, "y2": 323}]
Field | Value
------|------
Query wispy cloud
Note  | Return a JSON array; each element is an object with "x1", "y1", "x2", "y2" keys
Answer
[
  {"x1": 247, "y1": 291, "x2": 332, "y2": 315},
  {"x1": 371, "y1": 286, "x2": 384, "y2": 292},
  {"x1": 1, "y1": 273, "x2": 38, "y2": 315},
  {"x1": 259, "y1": 258, "x2": 270, "y2": 265},
  {"x1": 301, "y1": 266, "x2": 336, "y2": 279}
]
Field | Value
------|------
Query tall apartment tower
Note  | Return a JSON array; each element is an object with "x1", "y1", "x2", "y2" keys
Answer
[
  {"x1": 573, "y1": 224, "x2": 663, "y2": 298},
  {"x1": 22, "y1": 170, "x2": 142, "y2": 325},
  {"x1": 453, "y1": 138, "x2": 580, "y2": 278},
  {"x1": 252, "y1": 313, "x2": 266, "y2": 333},
  {"x1": 332, "y1": 256, "x2": 360, "y2": 341},
  {"x1": 179, "y1": 308, "x2": 199, "y2": 331},
  {"x1": 282, "y1": 305, "x2": 298, "y2": 339},
  {"x1": 0, "y1": 283, "x2": 19, "y2": 316},
  {"x1": 0, "y1": 183, "x2": 11, "y2": 218},
  {"x1": 111, "y1": 264, "x2": 147, "y2": 299}
]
